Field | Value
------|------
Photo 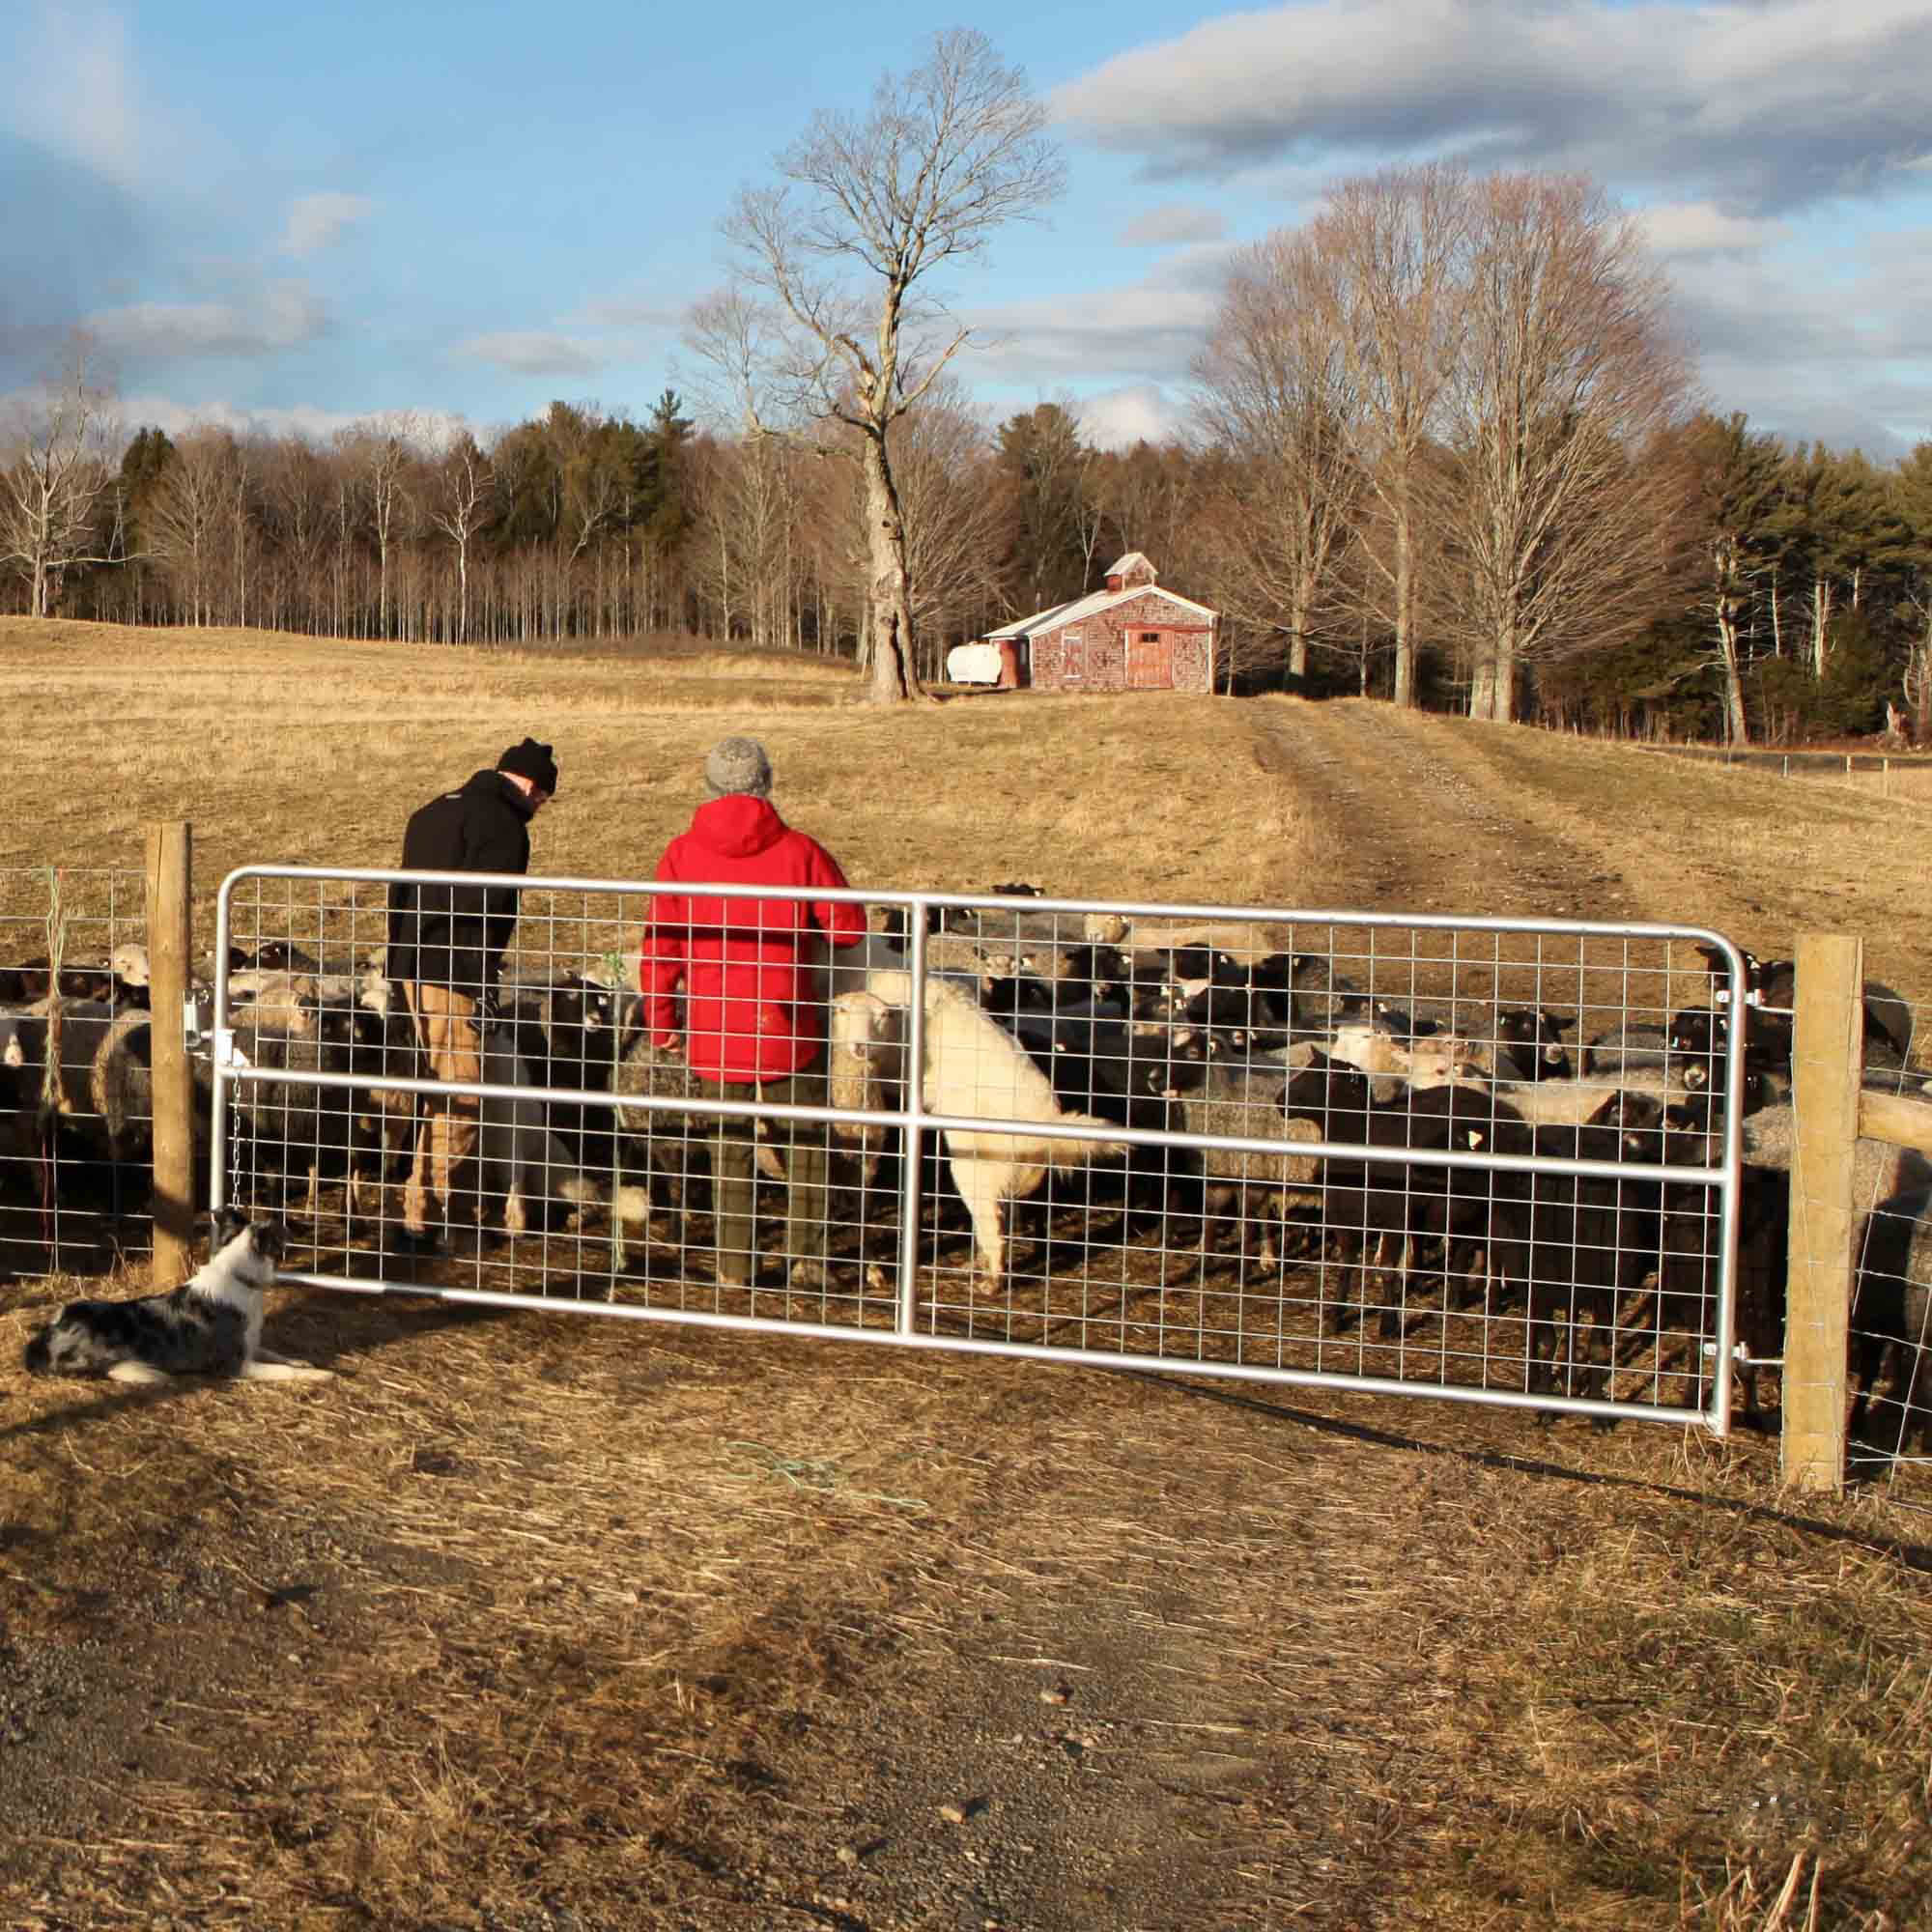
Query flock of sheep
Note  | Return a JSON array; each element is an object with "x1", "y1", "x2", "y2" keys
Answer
[
  {"x1": 823, "y1": 907, "x2": 1932, "y2": 1435},
  {"x1": 5, "y1": 903, "x2": 1930, "y2": 1446}
]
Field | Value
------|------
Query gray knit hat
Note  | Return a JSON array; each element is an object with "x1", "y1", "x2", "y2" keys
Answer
[{"x1": 703, "y1": 736, "x2": 773, "y2": 800}]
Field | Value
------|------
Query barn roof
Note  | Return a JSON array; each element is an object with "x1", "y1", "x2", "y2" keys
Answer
[{"x1": 984, "y1": 579, "x2": 1216, "y2": 640}]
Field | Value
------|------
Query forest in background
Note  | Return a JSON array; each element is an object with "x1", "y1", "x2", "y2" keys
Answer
[{"x1": 10, "y1": 371, "x2": 1932, "y2": 749}]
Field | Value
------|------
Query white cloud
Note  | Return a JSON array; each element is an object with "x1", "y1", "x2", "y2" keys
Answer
[
  {"x1": 1649, "y1": 227, "x2": 1932, "y2": 451},
  {"x1": 1051, "y1": 0, "x2": 1932, "y2": 216},
  {"x1": 452, "y1": 330, "x2": 610, "y2": 377},
  {"x1": 1638, "y1": 202, "x2": 1792, "y2": 258},
  {"x1": 85, "y1": 280, "x2": 327, "y2": 360},
  {"x1": 1076, "y1": 384, "x2": 1185, "y2": 448},
  {"x1": 963, "y1": 282, "x2": 1220, "y2": 384},
  {"x1": 1118, "y1": 205, "x2": 1229, "y2": 246},
  {"x1": 279, "y1": 192, "x2": 374, "y2": 257},
  {"x1": 112, "y1": 392, "x2": 471, "y2": 447}
]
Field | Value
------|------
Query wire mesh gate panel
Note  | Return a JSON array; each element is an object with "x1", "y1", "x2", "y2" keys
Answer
[
  {"x1": 213, "y1": 867, "x2": 1752, "y2": 1434},
  {"x1": 0, "y1": 865, "x2": 153, "y2": 1274}
]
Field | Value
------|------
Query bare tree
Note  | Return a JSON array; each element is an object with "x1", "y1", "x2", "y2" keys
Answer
[
  {"x1": 0, "y1": 333, "x2": 121, "y2": 618},
  {"x1": 1093, "y1": 440, "x2": 1198, "y2": 581},
  {"x1": 1429, "y1": 174, "x2": 1694, "y2": 722},
  {"x1": 830, "y1": 375, "x2": 1005, "y2": 678},
  {"x1": 146, "y1": 426, "x2": 234, "y2": 625},
  {"x1": 428, "y1": 430, "x2": 493, "y2": 643},
  {"x1": 1194, "y1": 230, "x2": 1363, "y2": 681},
  {"x1": 1302, "y1": 165, "x2": 1468, "y2": 708},
  {"x1": 710, "y1": 28, "x2": 1064, "y2": 702},
  {"x1": 261, "y1": 436, "x2": 334, "y2": 633},
  {"x1": 340, "y1": 415, "x2": 418, "y2": 639}
]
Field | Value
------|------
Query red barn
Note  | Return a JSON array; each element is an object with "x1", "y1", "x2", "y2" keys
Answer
[{"x1": 969, "y1": 553, "x2": 1218, "y2": 693}]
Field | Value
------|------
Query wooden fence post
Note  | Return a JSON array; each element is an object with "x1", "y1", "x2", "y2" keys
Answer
[
  {"x1": 144, "y1": 821, "x2": 196, "y2": 1288},
  {"x1": 1781, "y1": 932, "x2": 1863, "y2": 1494}
]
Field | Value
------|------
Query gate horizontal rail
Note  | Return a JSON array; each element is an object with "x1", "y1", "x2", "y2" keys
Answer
[{"x1": 214, "y1": 865, "x2": 1748, "y2": 1435}]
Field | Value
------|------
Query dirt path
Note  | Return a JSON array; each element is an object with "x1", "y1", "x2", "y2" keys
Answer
[{"x1": 1242, "y1": 699, "x2": 1646, "y2": 923}]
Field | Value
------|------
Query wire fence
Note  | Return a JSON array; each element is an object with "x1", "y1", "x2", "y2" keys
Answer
[
  {"x1": 1831, "y1": 959, "x2": 1932, "y2": 1500},
  {"x1": 3, "y1": 844, "x2": 1924, "y2": 1492},
  {"x1": 211, "y1": 867, "x2": 1757, "y2": 1432},
  {"x1": 0, "y1": 865, "x2": 154, "y2": 1276}
]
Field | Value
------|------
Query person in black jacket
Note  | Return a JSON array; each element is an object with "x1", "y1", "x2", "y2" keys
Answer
[{"x1": 386, "y1": 737, "x2": 557, "y2": 1248}]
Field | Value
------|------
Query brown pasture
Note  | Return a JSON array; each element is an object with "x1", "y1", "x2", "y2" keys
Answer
[{"x1": 0, "y1": 618, "x2": 1928, "y2": 1931}]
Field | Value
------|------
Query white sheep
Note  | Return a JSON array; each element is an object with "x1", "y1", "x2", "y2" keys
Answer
[
  {"x1": 830, "y1": 969, "x2": 1125, "y2": 1286},
  {"x1": 1323, "y1": 1023, "x2": 1476, "y2": 1087}
]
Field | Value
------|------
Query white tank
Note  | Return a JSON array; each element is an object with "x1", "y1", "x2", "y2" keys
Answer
[{"x1": 945, "y1": 642, "x2": 1003, "y2": 684}]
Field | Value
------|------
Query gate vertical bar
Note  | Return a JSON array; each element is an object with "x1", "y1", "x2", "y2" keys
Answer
[
  {"x1": 895, "y1": 900, "x2": 930, "y2": 1333},
  {"x1": 1782, "y1": 932, "x2": 1862, "y2": 1493},
  {"x1": 145, "y1": 820, "x2": 195, "y2": 1287}
]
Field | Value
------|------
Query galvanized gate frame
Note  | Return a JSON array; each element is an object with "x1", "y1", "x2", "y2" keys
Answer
[{"x1": 213, "y1": 865, "x2": 1748, "y2": 1435}]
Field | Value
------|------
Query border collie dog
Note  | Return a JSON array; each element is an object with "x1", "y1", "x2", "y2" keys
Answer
[{"x1": 22, "y1": 1208, "x2": 333, "y2": 1384}]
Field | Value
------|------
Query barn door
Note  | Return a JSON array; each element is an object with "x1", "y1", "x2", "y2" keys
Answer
[{"x1": 1128, "y1": 632, "x2": 1169, "y2": 688}]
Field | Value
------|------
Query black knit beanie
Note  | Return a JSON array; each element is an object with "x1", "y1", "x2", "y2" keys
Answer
[{"x1": 497, "y1": 737, "x2": 559, "y2": 796}]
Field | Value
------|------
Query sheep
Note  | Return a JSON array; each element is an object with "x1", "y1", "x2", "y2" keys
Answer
[
  {"x1": 222, "y1": 969, "x2": 325, "y2": 1036},
  {"x1": 1693, "y1": 942, "x2": 1915, "y2": 1066},
  {"x1": 829, "y1": 969, "x2": 1126, "y2": 1287},
  {"x1": 0, "y1": 959, "x2": 120, "y2": 1006},
  {"x1": 1648, "y1": 1161, "x2": 1790, "y2": 1424},
  {"x1": 217, "y1": 1005, "x2": 371, "y2": 1210},
  {"x1": 1476, "y1": 1066, "x2": 1695, "y2": 1132},
  {"x1": 1285, "y1": 1068, "x2": 1534, "y2": 1339},
  {"x1": 1740, "y1": 1100, "x2": 1932, "y2": 1208},
  {"x1": 1849, "y1": 1187, "x2": 1932, "y2": 1455},
  {"x1": 1105, "y1": 918, "x2": 1284, "y2": 967},
  {"x1": 1322, "y1": 1022, "x2": 1477, "y2": 1086},
  {"x1": 1489, "y1": 1102, "x2": 1681, "y2": 1399},
  {"x1": 1157, "y1": 1060, "x2": 1324, "y2": 1273},
  {"x1": 1580, "y1": 1022, "x2": 1674, "y2": 1079},
  {"x1": 473, "y1": 1023, "x2": 649, "y2": 1235},
  {"x1": 1, "y1": 1000, "x2": 158, "y2": 1163}
]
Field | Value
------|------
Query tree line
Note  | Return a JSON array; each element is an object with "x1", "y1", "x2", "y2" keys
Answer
[{"x1": 7, "y1": 329, "x2": 1930, "y2": 745}]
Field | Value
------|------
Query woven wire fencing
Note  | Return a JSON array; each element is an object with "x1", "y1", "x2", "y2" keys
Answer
[
  {"x1": 214, "y1": 867, "x2": 1761, "y2": 1432},
  {"x1": 1832, "y1": 968, "x2": 1932, "y2": 1500},
  {"x1": 0, "y1": 865, "x2": 153, "y2": 1275}
]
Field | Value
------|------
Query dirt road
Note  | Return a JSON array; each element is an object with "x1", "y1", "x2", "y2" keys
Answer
[{"x1": 1243, "y1": 699, "x2": 1654, "y2": 925}]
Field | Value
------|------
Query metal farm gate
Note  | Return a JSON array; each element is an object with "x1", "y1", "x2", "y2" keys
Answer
[{"x1": 211, "y1": 866, "x2": 1752, "y2": 1435}]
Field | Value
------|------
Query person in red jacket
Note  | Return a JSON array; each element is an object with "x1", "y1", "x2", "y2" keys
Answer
[{"x1": 639, "y1": 737, "x2": 867, "y2": 1288}]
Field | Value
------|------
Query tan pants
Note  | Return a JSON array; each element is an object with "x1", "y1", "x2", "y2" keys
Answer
[{"x1": 402, "y1": 981, "x2": 482, "y2": 1234}]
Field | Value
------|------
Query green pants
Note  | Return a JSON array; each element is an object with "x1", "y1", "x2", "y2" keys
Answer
[{"x1": 699, "y1": 1067, "x2": 831, "y2": 1281}]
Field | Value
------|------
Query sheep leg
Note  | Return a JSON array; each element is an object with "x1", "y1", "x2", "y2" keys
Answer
[{"x1": 948, "y1": 1150, "x2": 1010, "y2": 1294}]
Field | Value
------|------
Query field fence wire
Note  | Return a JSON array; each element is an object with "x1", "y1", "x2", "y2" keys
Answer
[
  {"x1": 215, "y1": 865, "x2": 1754, "y2": 1434},
  {"x1": 1819, "y1": 972, "x2": 1932, "y2": 1501},
  {"x1": 0, "y1": 864, "x2": 153, "y2": 1273}
]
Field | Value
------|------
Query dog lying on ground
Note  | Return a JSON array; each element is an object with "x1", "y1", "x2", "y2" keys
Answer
[{"x1": 21, "y1": 1208, "x2": 333, "y2": 1384}]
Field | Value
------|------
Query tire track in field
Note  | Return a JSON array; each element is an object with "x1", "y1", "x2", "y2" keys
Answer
[{"x1": 1246, "y1": 698, "x2": 1640, "y2": 923}]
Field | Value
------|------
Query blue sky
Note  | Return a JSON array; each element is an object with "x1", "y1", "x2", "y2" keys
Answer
[{"x1": 5, "y1": 0, "x2": 1931, "y2": 457}]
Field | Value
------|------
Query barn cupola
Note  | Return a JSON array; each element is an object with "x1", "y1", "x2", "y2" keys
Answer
[{"x1": 1103, "y1": 552, "x2": 1157, "y2": 593}]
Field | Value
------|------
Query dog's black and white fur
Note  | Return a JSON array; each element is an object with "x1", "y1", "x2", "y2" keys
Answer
[{"x1": 21, "y1": 1209, "x2": 332, "y2": 1384}]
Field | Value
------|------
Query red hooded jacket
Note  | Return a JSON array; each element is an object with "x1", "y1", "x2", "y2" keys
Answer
[{"x1": 638, "y1": 795, "x2": 867, "y2": 1082}]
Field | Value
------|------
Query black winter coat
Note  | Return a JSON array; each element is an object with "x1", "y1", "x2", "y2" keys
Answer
[{"x1": 385, "y1": 770, "x2": 537, "y2": 991}]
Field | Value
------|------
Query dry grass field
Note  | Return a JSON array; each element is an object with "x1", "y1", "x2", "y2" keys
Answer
[{"x1": 1, "y1": 618, "x2": 1930, "y2": 1931}]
